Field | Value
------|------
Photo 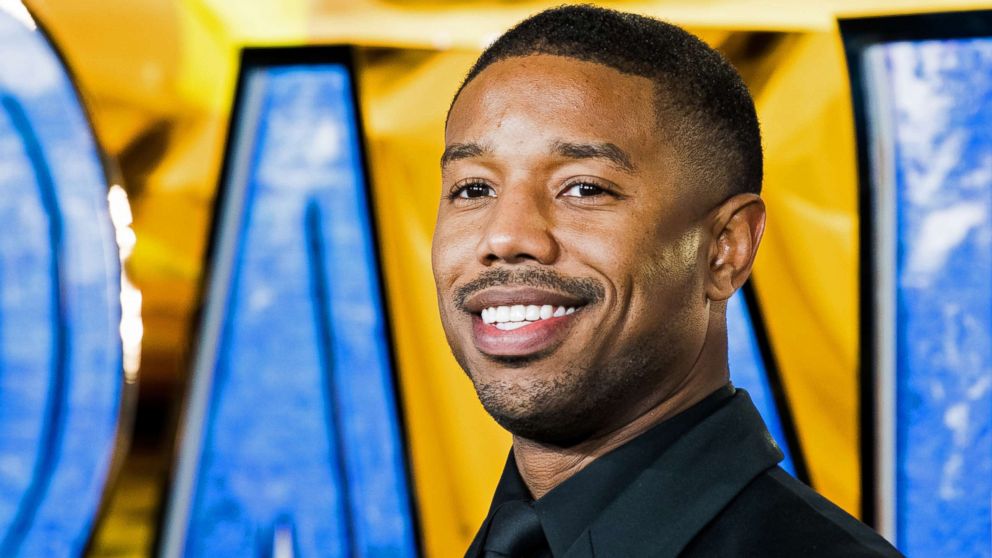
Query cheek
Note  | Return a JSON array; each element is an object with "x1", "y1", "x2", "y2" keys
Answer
[
  {"x1": 621, "y1": 227, "x2": 707, "y2": 331},
  {"x1": 431, "y1": 221, "x2": 473, "y2": 343},
  {"x1": 567, "y1": 216, "x2": 701, "y2": 288},
  {"x1": 431, "y1": 214, "x2": 475, "y2": 287},
  {"x1": 639, "y1": 227, "x2": 703, "y2": 287}
]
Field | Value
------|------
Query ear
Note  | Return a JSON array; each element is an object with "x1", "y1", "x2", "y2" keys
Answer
[{"x1": 704, "y1": 193, "x2": 766, "y2": 302}]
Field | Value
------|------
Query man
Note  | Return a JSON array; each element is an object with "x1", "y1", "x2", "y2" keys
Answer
[{"x1": 432, "y1": 5, "x2": 902, "y2": 557}]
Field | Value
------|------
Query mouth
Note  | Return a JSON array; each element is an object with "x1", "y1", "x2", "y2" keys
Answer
[
  {"x1": 481, "y1": 304, "x2": 577, "y2": 330},
  {"x1": 462, "y1": 287, "x2": 589, "y2": 358}
]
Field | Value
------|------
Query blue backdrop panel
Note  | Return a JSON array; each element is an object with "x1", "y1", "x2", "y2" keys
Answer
[
  {"x1": 726, "y1": 291, "x2": 797, "y2": 476},
  {"x1": 872, "y1": 38, "x2": 992, "y2": 556},
  {"x1": 180, "y1": 63, "x2": 416, "y2": 557},
  {"x1": 0, "y1": 9, "x2": 122, "y2": 558}
]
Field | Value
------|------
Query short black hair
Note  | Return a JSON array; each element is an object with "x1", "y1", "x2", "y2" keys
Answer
[{"x1": 453, "y1": 4, "x2": 762, "y2": 197}]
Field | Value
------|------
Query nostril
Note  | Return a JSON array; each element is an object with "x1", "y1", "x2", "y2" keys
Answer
[{"x1": 475, "y1": 206, "x2": 559, "y2": 265}]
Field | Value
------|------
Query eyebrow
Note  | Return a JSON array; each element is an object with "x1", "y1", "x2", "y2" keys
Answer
[
  {"x1": 552, "y1": 141, "x2": 637, "y2": 174},
  {"x1": 439, "y1": 139, "x2": 638, "y2": 174},
  {"x1": 441, "y1": 142, "x2": 490, "y2": 169}
]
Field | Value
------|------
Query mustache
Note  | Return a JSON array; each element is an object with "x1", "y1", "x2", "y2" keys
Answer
[{"x1": 454, "y1": 267, "x2": 606, "y2": 309}]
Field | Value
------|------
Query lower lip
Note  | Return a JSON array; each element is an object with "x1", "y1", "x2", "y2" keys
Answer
[{"x1": 471, "y1": 312, "x2": 579, "y2": 357}]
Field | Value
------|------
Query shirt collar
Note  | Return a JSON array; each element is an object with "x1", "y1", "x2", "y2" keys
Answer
[{"x1": 482, "y1": 384, "x2": 736, "y2": 557}]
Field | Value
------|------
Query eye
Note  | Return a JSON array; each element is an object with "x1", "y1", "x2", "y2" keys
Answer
[
  {"x1": 561, "y1": 182, "x2": 607, "y2": 197},
  {"x1": 561, "y1": 176, "x2": 623, "y2": 199},
  {"x1": 557, "y1": 177, "x2": 624, "y2": 205},
  {"x1": 449, "y1": 181, "x2": 496, "y2": 200}
]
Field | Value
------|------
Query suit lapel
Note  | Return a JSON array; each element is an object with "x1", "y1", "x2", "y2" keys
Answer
[
  {"x1": 565, "y1": 391, "x2": 783, "y2": 558},
  {"x1": 465, "y1": 451, "x2": 523, "y2": 558},
  {"x1": 464, "y1": 518, "x2": 490, "y2": 558}
]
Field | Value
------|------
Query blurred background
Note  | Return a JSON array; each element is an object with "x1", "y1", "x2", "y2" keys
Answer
[{"x1": 0, "y1": 0, "x2": 989, "y2": 556}]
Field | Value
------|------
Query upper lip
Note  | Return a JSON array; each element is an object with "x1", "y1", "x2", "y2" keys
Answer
[{"x1": 461, "y1": 287, "x2": 588, "y2": 314}]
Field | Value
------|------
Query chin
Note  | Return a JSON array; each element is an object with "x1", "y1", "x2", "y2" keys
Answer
[
  {"x1": 469, "y1": 363, "x2": 616, "y2": 447},
  {"x1": 484, "y1": 395, "x2": 593, "y2": 447},
  {"x1": 457, "y1": 333, "x2": 663, "y2": 446}
]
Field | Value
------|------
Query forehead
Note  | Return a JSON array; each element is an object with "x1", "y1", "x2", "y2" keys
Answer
[{"x1": 446, "y1": 55, "x2": 659, "y2": 150}]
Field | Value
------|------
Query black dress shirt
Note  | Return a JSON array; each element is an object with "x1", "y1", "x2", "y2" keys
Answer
[{"x1": 465, "y1": 386, "x2": 903, "y2": 557}]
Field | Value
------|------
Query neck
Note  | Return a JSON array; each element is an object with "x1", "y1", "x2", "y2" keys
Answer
[{"x1": 512, "y1": 314, "x2": 729, "y2": 499}]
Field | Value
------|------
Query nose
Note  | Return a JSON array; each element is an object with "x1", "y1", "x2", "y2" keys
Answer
[{"x1": 476, "y1": 187, "x2": 559, "y2": 265}]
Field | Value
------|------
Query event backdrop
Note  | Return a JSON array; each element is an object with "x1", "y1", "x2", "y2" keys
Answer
[
  {"x1": 0, "y1": 1, "x2": 989, "y2": 557},
  {"x1": 0, "y1": 6, "x2": 125, "y2": 557}
]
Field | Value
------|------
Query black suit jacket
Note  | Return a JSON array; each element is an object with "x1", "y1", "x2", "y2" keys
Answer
[{"x1": 466, "y1": 391, "x2": 903, "y2": 557}]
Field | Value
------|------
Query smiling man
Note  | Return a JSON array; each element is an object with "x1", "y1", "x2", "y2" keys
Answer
[{"x1": 432, "y1": 5, "x2": 901, "y2": 557}]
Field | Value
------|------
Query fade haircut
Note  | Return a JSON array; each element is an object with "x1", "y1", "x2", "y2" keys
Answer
[{"x1": 452, "y1": 4, "x2": 763, "y2": 197}]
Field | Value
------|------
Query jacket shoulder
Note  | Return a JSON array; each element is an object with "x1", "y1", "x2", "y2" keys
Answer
[{"x1": 681, "y1": 467, "x2": 903, "y2": 557}]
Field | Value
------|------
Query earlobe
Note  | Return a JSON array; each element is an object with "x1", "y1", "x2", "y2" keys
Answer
[{"x1": 704, "y1": 194, "x2": 766, "y2": 302}]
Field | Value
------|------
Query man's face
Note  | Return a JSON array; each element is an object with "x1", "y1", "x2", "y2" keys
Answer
[{"x1": 432, "y1": 55, "x2": 713, "y2": 445}]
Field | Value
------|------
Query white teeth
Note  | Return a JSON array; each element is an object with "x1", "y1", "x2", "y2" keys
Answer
[
  {"x1": 510, "y1": 305, "x2": 526, "y2": 321},
  {"x1": 481, "y1": 304, "x2": 580, "y2": 326},
  {"x1": 495, "y1": 321, "x2": 529, "y2": 331},
  {"x1": 525, "y1": 305, "x2": 540, "y2": 321},
  {"x1": 496, "y1": 306, "x2": 510, "y2": 322}
]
